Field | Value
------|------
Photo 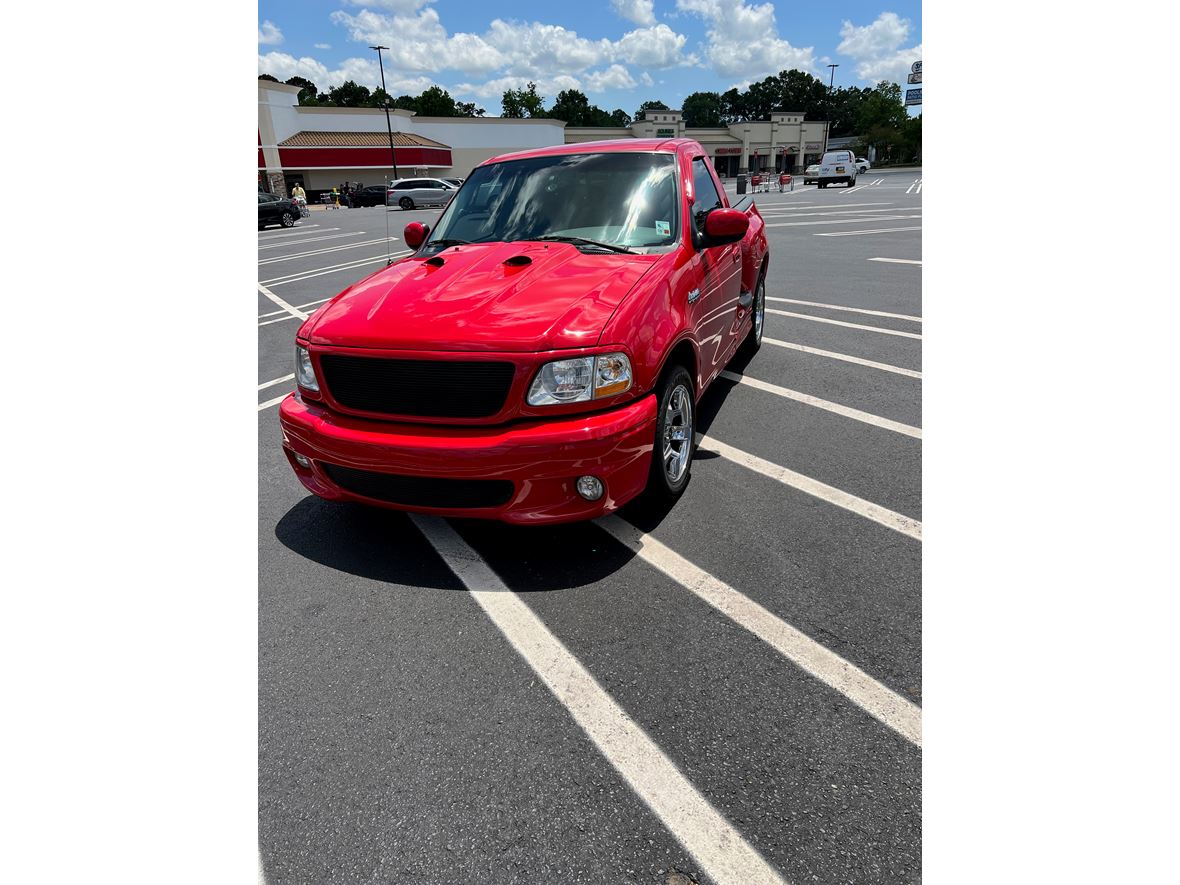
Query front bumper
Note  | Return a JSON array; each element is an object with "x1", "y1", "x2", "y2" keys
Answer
[{"x1": 278, "y1": 392, "x2": 658, "y2": 525}]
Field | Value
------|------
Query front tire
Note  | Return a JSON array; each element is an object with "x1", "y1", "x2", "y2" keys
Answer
[
  {"x1": 399, "y1": 197, "x2": 414, "y2": 210},
  {"x1": 739, "y1": 273, "x2": 766, "y2": 358},
  {"x1": 280, "y1": 212, "x2": 296, "y2": 227},
  {"x1": 645, "y1": 365, "x2": 696, "y2": 502}
]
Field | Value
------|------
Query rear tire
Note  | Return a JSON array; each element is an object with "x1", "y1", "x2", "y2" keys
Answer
[
  {"x1": 399, "y1": 197, "x2": 414, "y2": 210},
  {"x1": 645, "y1": 365, "x2": 696, "y2": 502},
  {"x1": 848, "y1": 178, "x2": 855, "y2": 188},
  {"x1": 280, "y1": 212, "x2": 296, "y2": 228}
]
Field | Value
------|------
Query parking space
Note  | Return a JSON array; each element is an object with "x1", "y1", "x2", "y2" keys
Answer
[{"x1": 258, "y1": 168, "x2": 922, "y2": 883}]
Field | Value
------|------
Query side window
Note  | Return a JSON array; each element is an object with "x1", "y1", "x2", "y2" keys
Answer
[{"x1": 691, "y1": 157, "x2": 723, "y2": 235}]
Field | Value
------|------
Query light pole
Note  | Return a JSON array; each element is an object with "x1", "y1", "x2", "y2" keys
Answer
[
  {"x1": 370, "y1": 45, "x2": 399, "y2": 181},
  {"x1": 825, "y1": 63, "x2": 839, "y2": 153}
]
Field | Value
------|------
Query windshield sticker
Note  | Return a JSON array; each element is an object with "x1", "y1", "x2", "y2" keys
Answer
[{"x1": 655, "y1": 220, "x2": 670, "y2": 236}]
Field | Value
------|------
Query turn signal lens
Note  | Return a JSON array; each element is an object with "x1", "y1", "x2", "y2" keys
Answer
[
  {"x1": 527, "y1": 353, "x2": 632, "y2": 406},
  {"x1": 592, "y1": 352, "x2": 632, "y2": 399}
]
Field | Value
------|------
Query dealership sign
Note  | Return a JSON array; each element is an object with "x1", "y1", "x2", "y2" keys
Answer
[
  {"x1": 805, "y1": 141, "x2": 822, "y2": 151},
  {"x1": 656, "y1": 128, "x2": 675, "y2": 137},
  {"x1": 905, "y1": 88, "x2": 922, "y2": 106},
  {"x1": 715, "y1": 147, "x2": 742, "y2": 155}
]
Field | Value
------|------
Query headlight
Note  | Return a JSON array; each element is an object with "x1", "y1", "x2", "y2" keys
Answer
[
  {"x1": 527, "y1": 352, "x2": 632, "y2": 406},
  {"x1": 295, "y1": 345, "x2": 319, "y2": 392}
]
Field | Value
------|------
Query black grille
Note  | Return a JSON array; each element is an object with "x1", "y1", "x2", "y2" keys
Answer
[
  {"x1": 323, "y1": 463, "x2": 514, "y2": 509},
  {"x1": 319, "y1": 355, "x2": 515, "y2": 418}
]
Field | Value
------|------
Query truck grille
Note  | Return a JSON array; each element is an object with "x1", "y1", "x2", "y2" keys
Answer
[
  {"x1": 322, "y1": 463, "x2": 514, "y2": 509},
  {"x1": 319, "y1": 355, "x2": 515, "y2": 418}
]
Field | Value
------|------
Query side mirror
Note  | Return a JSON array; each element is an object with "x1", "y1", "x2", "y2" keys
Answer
[
  {"x1": 403, "y1": 222, "x2": 429, "y2": 249},
  {"x1": 700, "y1": 208, "x2": 749, "y2": 248}
]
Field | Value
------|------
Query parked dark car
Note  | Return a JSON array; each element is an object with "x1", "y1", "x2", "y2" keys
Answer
[
  {"x1": 347, "y1": 185, "x2": 391, "y2": 208},
  {"x1": 258, "y1": 192, "x2": 301, "y2": 229}
]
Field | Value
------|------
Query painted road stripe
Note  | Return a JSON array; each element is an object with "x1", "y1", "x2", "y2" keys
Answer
[
  {"x1": 816, "y1": 226, "x2": 922, "y2": 237},
  {"x1": 410, "y1": 515, "x2": 789, "y2": 885},
  {"x1": 261, "y1": 251, "x2": 411, "y2": 287},
  {"x1": 258, "y1": 236, "x2": 399, "y2": 265},
  {"x1": 258, "y1": 225, "x2": 328, "y2": 239},
  {"x1": 599, "y1": 516, "x2": 922, "y2": 747},
  {"x1": 258, "y1": 373, "x2": 294, "y2": 391},
  {"x1": 767, "y1": 309, "x2": 922, "y2": 340},
  {"x1": 257, "y1": 283, "x2": 307, "y2": 320},
  {"x1": 764, "y1": 338, "x2": 921, "y2": 378},
  {"x1": 257, "y1": 392, "x2": 289, "y2": 411},
  {"x1": 717, "y1": 370, "x2": 921, "y2": 439},
  {"x1": 766, "y1": 297, "x2": 921, "y2": 323},
  {"x1": 758, "y1": 208, "x2": 911, "y2": 220},
  {"x1": 258, "y1": 295, "x2": 334, "y2": 320},
  {"x1": 869, "y1": 257, "x2": 922, "y2": 266},
  {"x1": 758, "y1": 202, "x2": 886, "y2": 211},
  {"x1": 697, "y1": 435, "x2": 922, "y2": 541},
  {"x1": 765, "y1": 214, "x2": 919, "y2": 228},
  {"x1": 260, "y1": 254, "x2": 387, "y2": 285},
  {"x1": 258, "y1": 231, "x2": 364, "y2": 250}
]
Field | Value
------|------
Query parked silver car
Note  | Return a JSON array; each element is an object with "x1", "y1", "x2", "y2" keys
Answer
[{"x1": 388, "y1": 178, "x2": 458, "y2": 210}]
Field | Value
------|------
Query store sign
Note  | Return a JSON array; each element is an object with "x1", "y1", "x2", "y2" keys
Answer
[
  {"x1": 911, "y1": 61, "x2": 922, "y2": 74},
  {"x1": 656, "y1": 128, "x2": 675, "y2": 137},
  {"x1": 907, "y1": 71, "x2": 922, "y2": 84},
  {"x1": 905, "y1": 88, "x2": 922, "y2": 106},
  {"x1": 805, "y1": 142, "x2": 822, "y2": 151},
  {"x1": 715, "y1": 147, "x2": 742, "y2": 155}
]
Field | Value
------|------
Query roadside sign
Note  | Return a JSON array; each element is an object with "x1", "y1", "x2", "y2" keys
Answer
[
  {"x1": 905, "y1": 88, "x2": 922, "y2": 106},
  {"x1": 911, "y1": 60, "x2": 922, "y2": 74},
  {"x1": 907, "y1": 71, "x2": 922, "y2": 84}
]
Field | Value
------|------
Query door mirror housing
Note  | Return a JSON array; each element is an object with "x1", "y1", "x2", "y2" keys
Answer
[
  {"x1": 700, "y1": 208, "x2": 749, "y2": 248},
  {"x1": 404, "y1": 222, "x2": 429, "y2": 249}
]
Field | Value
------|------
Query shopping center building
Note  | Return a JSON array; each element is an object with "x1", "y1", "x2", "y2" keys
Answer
[{"x1": 259, "y1": 79, "x2": 831, "y2": 195}]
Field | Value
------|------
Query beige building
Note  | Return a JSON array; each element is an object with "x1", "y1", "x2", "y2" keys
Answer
[{"x1": 565, "y1": 109, "x2": 831, "y2": 177}]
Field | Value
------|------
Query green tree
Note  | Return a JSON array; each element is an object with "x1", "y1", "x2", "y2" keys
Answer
[
  {"x1": 550, "y1": 89, "x2": 595, "y2": 125},
  {"x1": 258, "y1": 74, "x2": 279, "y2": 82},
  {"x1": 501, "y1": 82, "x2": 547, "y2": 118},
  {"x1": 634, "y1": 99, "x2": 670, "y2": 121},
  {"x1": 609, "y1": 108, "x2": 632, "y2": 127},
  {"x1": 454, "y1": 101, "x2": 485, "y2": 117},
  {"x1": 720, "y1": 88, "x2": 748, "y2": 122},
  {"x1": 412, "y1": 85, "x2": 455, "y2": 116},
  {"x1": 393, "y1": 94, "x2": 418, "y2": 112},
  {"x1": 366, "y1": 87, "x2": 393, "y2": 109},
  {"x1": 681, "y1": 91, "x2": 724, "y2": 127},
  {"x1": 285, "y1": 76, "x2": 319, "y2": 106},
  {"x1": 327, "y1": 80, "x2": 371, "y2": 107}
]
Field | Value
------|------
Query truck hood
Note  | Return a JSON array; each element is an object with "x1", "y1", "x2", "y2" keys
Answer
[{"x1": 305, "y1": 241, "x2": 661, "y2": 352}]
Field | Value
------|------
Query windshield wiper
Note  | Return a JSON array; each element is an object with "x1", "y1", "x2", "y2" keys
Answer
[
  {"x1": 530, "y1": 235, "x2": 636, "y2": 254},
  {"x1": 423, "y1": 238, "x2": 471, "y2": 249}
]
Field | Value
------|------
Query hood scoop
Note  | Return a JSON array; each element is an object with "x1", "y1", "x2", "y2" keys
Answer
[
  {"x1": 502, "y1": 254, "x2": 532, "y2": 267},
  {"x1": 424, "y1": 256, "x2": 446, "y2": 267}
]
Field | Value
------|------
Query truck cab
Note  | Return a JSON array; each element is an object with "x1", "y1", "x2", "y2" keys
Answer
[{"x1": 279, "y1": 139, "x2": 770, "y2": 524}]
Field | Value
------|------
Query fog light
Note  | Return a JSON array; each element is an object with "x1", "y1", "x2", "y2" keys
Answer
[
  {"x1": 294, "y1": 452, "x2": 311, "y2": 468},
  {"x1": 575, "y1": 475, "x2": 603, "y2": 501}
]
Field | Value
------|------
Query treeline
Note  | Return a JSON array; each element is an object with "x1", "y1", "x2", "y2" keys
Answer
[
  {"x1": 500, "y1": 82, "x2": 632, "y2": 127},
  {"x1": 258, "y1": 74, "x2": 485, "y2": 117}
]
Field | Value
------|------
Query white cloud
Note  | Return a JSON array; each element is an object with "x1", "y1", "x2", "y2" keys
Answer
[
  {"x1": 640, "y1": 71, "x2": 654, "y2": 86},
  {"x1": 615, "y1": 24, "x2": 695, "y2": 68},
  {"x1": 675, "y1": 0, "x2": 817, "y2": 78},
  {"x1": 258, "y1": 20, "x2": 283, "y2": 46},
  {"x1": 610, "y1": 0, "x2": 656, "y2": 26},
  {"x1": 342, "y1": 0, "x2": 434, "y2": 11},
  {"x1": 585, "y1": 64, "x2": 638, "y2": 92},
  {"x1": 452, "y1": 74, "x2": 583, "y2": 100},
  {"x1": 331, "y1": 8, "x2": 506, "y2": 75},
  {"x1": 836, "y1": 13, "x2": 921, "y2": 86},
  {"x1": 314, "y1": 43, "x2": 332, "y2": 50},
  {"x1": 258, "y1": 51, "x2": 434, "y2": 94}
]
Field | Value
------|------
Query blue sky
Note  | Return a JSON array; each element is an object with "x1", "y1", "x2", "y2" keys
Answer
[{"x1": 258, "y1": 0, "x2": 922, "y2": 116}]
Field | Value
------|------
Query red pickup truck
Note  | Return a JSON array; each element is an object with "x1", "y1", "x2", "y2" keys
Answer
[{"x1": 279, "y1": 138, "x2": 769, "y2": 524}]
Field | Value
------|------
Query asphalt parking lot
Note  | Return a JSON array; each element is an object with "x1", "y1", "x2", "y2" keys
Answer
[{"x1": 258, "y1": 168, "x2": 923, "y2": 884}]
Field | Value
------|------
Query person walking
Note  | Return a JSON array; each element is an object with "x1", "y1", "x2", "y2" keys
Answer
[
  {"x1": 330, "y1": 186, "x2": 340, "y2": 210},
  {"x1": 291, "y1": 182, "x2": 306, "y2": 202}
]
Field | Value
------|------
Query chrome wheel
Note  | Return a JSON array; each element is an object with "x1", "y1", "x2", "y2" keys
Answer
[
  {"x1": 662, "y1": 384, "x2": 693, "y2": 484},
  {"x1": 753, "y1": 277, "x2": 765, "y2": 345}
]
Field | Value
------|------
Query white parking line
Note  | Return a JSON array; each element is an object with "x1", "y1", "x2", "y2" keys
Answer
[
  {"x1": 718, "y1": 370, "x2": 921, "y2": 438},
  {"x1": 599, "y1": 516, "x2": 922, "y2": 747},
  {"x1": 697, "y1": 435, "x2": 922, "y2": 541},
  {"x1": 258, "y1": 236, "x2": 399, "y2": 266},
  {"x1": 758, "y1": 208, "x2": 911, "y2": 220},
  {"x1": 258, "y1": 392, "x2": 289, "y2": 412},
  {"x1": 411, "y1": 515, "x2": 788, "y2": 885},
  {"x1": 258, "y1": 373, "x2": 295, "y2": 391},
  {"x1": 763, "y1": 338, "x2": 921, "y2": 378},
  {"x1": 258, "y1": 231, "x2": 364, "y2": 251},
  {"x1": 259, "y1": 296, "x2": 333, "y2": 320},
  {"x1": 767, "y1": 309, "x2": 922, "y2": 340},
  {"x1": 868, "y1": 257, "x2": 922, "y2": 266},
  {"x1": 905, "y1": 179, "x2": 922, "y2": 195},
  {"x1": 766, "y1": 298, "x2": 921, "y2": 323},
  {"x1": 765, "y1": 215, "x2": 920, "y2": 228},
  {"x1": 258, "y1": 224, "x2": 324, "y2": 237},
  {"x1": 758, "y1": 202, "x2": 888, "y2": 212},
  {"x1": 257, "y1": 283, "x2": 308, "y2": 321},
  {"x1": 261, "y1": 251, "x2": 411, "y2": 287},
  {"x1": 816, "y1": 226, "x2": 922, "y2": 237}
]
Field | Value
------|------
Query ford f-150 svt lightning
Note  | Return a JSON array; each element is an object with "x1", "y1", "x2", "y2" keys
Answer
[{"x1": 279, "y1": 138, "x2": 770, "y2": 524}]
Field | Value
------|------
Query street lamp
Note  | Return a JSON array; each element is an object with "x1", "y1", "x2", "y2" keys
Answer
[
  {"x1": 370, "y1": 45, "x2": 399, "y2": 182},
  {"x1": 825, "y1": 63, "x2": 839, "y2": 153}
]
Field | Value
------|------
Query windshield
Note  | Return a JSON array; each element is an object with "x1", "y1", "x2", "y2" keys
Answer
[{"x1": 424, "y1": 152, "x2": 680, "y2": 253}]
